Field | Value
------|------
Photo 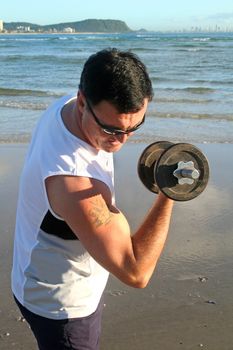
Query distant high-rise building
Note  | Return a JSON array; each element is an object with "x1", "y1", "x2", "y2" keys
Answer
[{"x1": 0, "y1": 20, "x2": 3, "y2": 32}]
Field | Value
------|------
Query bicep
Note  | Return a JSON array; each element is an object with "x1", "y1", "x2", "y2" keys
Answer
[{"x1": 45, "y1": 175, "x2": 134, "y2": 278}]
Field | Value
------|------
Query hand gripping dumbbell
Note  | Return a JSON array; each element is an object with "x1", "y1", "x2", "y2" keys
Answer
[{"x1": 138, "y1": 141, "x2": 209, "y2": 201}]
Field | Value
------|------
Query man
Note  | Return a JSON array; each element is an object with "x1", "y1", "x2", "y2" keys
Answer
[{"x1": 12, "y1": 48, "x2": 173, "y2": 350}]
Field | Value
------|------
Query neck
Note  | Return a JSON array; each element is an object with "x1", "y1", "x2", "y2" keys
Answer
[{"x1": 62, "y1": 99, "x2": 86, "y2": 142}]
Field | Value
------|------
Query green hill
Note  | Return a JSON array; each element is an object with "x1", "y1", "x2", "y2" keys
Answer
[{"x1": 4, "y1": 19, "x2": 132, "y2": 33}]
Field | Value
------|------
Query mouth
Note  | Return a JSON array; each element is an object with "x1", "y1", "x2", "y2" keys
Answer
[
  {"x1": 108, "y1": 137, "x2": 120, "y2": 143},
  {"x1": 108, "y1": 139, "x2": 123, "y2": 147},
  {"x1": 104, "y1": 138, "x2": 123, "y2": 151}
]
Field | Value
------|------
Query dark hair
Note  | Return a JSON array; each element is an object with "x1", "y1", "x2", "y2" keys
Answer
[{"x1": 79, "y1": 48, "x2": 153, "y2": 113}]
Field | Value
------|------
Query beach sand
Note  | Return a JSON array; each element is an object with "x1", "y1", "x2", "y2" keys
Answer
[{"x1": 0, "y1": 142, "x2": 233, "y2": 350}]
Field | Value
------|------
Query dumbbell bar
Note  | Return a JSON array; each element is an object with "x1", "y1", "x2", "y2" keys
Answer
[{"x1": 138, "y1": 141, "x2": 209, "y2": 201}]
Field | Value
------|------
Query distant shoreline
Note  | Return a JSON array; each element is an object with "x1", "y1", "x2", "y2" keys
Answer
[
  {"x1": 1, "y1": 30, "x2": 233, "y2": 36},
  {"x1": 0, "y1": 31, "x2": 118, "y2": 35}
]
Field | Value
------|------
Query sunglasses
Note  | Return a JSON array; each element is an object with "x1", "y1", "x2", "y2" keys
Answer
[{"x1": 86, "y1": 99, "x2": 145, "y2": 136}]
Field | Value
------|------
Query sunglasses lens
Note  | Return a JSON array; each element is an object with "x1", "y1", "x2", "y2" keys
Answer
[
  {"x1": 103, "y1": 129, "x2": 116, "y2": 135},
  {"x1": 103, "y1": 122, "x2": 143, "y2": 136},
  {"x1": 103, "y1": 129, "x2": 124, "y2": 135}
]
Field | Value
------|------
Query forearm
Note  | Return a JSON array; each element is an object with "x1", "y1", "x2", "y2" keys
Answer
[{"x1": 130, "y1": 193, "x2": 174, "y2": 287}]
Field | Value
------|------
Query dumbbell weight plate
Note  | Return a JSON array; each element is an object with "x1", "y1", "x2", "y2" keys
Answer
[
  {"x1": 155, "y1": 143, "x2": 209, "y2": 201},
  {"x1": 138, "y1": 141, "x2": 174, "y2": 193}
]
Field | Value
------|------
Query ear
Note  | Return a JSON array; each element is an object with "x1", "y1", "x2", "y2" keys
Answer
[{"x1": 77, "y1": 90, "x2": 85, "y2": 113}]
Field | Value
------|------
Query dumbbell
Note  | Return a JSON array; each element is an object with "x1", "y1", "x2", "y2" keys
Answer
[{"x1": 138, "y1": 141, "x2": 209, "y2": 201}]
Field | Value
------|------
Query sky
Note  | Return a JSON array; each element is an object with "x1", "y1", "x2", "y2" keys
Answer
[{"x1": 1, "y1": 0, "x2": 233, "y2": 31}]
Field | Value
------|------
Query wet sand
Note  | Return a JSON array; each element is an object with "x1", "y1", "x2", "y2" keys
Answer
[{"x1": 0, "y1": 142, "x2": 233, "y2": 350}]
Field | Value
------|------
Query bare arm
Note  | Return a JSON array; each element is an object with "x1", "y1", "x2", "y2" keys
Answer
[{"x1": 46, "y1": 175, "x2": 173, "y2": 288}]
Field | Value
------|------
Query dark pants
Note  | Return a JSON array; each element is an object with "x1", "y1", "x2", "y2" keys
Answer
[{"x1": 14, "y1": 296, "x2": 104, "y2": 350}]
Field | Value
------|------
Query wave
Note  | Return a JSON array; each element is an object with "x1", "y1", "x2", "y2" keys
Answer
[
  {"x1": 162, "y1": 87, "x2": 215, "y2": 94},
  {"x1": 0, "y1": 100, "x2": 48, "y2": 110},
  {"x1": 176, "y1": 48, "x2": 202, "y2": 52},
  {"x1": 154, "y1": 97, "x2": 214, "y2": 104},
  {"x1": 0, "y1": 33, "x2": 122, "y2": 43},
  {"x1": 0, "y1": 133, "x2": 31, "y2": 144},
  {"x1": 133, "y1": 47, "x2": 159, "y2": 52},
  {"x1": 182, "y1": 87, "x2": 215, "y2": 94},
  {"x1": 152, "y1": 77, "x2": 233, "y2": 87},
  {"x1": 195, "y1": 79, "x2": 233, "y2": 86},
  {"x1": 170, "y1": 44, "x2": 217, "y2": 49},
  {"x1": 172, "y1": 44, "x2": 203, "y2": 48},
  {"x1": 0, "y1": 37, "x2": 47, "y2": 42},
  {"x1": 0, "y1": 35, "x2": 85, "y2": 42},
  {"x1": 193, "y1": 37, "x2": 211, "y2": 42},
  {"x1": 0, "y1": 54, "x2": 85, "y2": 65},
  {"x1": 0, "y1": 87, "x2": 63, "y2": 97},
  {"x1": 149, "y1": 111, "x2": 233, "y2": 122}
]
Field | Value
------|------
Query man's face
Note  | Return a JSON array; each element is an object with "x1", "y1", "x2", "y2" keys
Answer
[{"x1": 78, "y1": 94, "x2": 148, "y2": 153}]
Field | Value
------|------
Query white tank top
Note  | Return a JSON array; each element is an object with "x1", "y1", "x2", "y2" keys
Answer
[{"x1": 12, "y1": 95, "x2": 115, "y2": 319}]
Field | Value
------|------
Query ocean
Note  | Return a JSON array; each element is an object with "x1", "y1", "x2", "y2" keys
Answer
[{"x1": 0, "y1": 32, "x2": 233, "y2": 143}]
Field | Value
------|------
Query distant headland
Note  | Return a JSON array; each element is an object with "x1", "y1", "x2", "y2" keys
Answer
[{"x1": 1, "y1": 19, "x2": 137, "y2": 34}]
